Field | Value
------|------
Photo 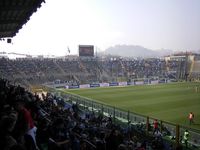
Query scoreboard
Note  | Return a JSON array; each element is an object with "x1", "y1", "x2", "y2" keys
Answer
[{"x1": 79, "y1": 45, "x2": 94, "y2": 57}]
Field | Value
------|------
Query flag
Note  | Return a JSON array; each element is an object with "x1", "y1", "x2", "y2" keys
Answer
[{"x1": 67, "y1": 47, "x2": 70, "y2": 53}]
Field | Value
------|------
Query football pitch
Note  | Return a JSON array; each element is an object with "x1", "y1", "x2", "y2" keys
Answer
[{"x1": 63, "y1": 82, "x2": 200, "y2": 130}]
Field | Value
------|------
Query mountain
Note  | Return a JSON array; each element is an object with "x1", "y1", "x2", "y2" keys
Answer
[{"x1": 104, "y1": 45, "x2": 173, "y2": 58}]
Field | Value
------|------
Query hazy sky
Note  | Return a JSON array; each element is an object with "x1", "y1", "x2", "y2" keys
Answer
[{"x1": 1, "y1": 0, "x2": 200, "y2": 55}]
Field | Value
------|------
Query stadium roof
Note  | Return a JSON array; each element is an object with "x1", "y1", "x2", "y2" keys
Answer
[{"x1": 0, "y1": 0, "x2": 45, "y2": 39}]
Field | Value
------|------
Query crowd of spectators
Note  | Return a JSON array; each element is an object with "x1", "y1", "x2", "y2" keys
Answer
[
  {"x1": 0, "y1": 57, "x2": 187, "y2": 87},
  {"x1": 101, "y1": 58, "x2": 166, "y2": 79},
  {"x1": 1, "y1": 78, "x2": 180, "y2": 150}
]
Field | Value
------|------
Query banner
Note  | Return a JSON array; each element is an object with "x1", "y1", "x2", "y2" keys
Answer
[
  {"x1": 62, "y1": 79, "x2": 167, "y2": 90},
  {"x1": 119, "y1": 82, "x2": 127, "y2": 86},
  {"x1": 109, "y1": 82, "x2": 119, "y2": 86},
  {"x1": 90, "y1": 83, "x2": 100, "y2": 88},
  {"x1": 100, "y1": 83, "x2": 109, "y2": 87},
  {"x1": 68, "y1": 85, "x2": 80, "y2": 89},
  {"x1": 144, "y1": 79, "x2": 149, "y2": 84},
  {"x1": 151, "y1": 80, "x2": 159, "y2": 84},
  {"x1": 127, "y1": 82, "x2": 135, "y2": 85},
  {"x1": 158, "y1": 79, "x2": 166, "y2": 83},
  {"x1": 80, "y1": 84, "x2": 90, "y2": 89},
  {"x1": 55, "y1": 86, "x2": 65, "y2": 88},
  {"x1": 135, "y1": 81, "x2": 144, "y2": 85}
]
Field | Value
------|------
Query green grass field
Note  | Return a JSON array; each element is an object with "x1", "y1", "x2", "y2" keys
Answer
[{"x1": 64, "y1": 82, "x2": 200, "y2": 130}]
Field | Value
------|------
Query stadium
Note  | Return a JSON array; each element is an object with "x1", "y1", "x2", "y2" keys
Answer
[{"x1": 1, "y1": 1, "x2": 200, "y2": 150}]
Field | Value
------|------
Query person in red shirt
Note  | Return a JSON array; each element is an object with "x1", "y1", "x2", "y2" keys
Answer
[
  {"x1": 14, "y1": 102, "x2": 37, "y2": 148},
  {"x1": 189, "y1": 112, "x2": 194, "y2": 125},
  {"x1": 153, "y1": 119, "x2": 159, "y2": 133}
]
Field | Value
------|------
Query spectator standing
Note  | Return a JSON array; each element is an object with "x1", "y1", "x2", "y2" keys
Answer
[
  {"x1": 153, "y1": 119, "x2": 159, "y2": 133},
  {"x1": 183, "y1": 130, "x2": 189, "y2": 148}
]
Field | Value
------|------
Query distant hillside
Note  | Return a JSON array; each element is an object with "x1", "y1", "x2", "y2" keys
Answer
[{"x1": 104, "y1": 45, "x2": 173, "y2": 58}]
